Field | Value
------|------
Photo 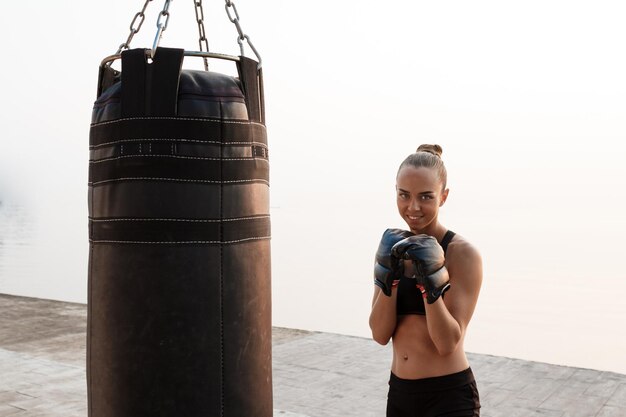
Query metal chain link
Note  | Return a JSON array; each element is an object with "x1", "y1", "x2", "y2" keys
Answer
[
  {"x1": 151, "y1": 0, "x2": 173, "y2": 59},
  {"x1": 194, "y1": 0, "x2": 210, "y2": 71},
  {"x1": 115, "y1": 0, "x2": 154, "y2": 55},
  {"x1": 224, "y1": 0, "x2": 262, "y2": 66},
  {"x1": 110, "y1": 0, "x2": 261, "y2": 69}
]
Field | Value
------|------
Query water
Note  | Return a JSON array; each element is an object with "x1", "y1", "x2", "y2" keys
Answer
[
  {"x1": 2, "y1": 174, "x2": 625, "y2": 375},
  {"x1": 0, "y1": 201, "x2": 38, "y2": 294},
  {"x1": 0, "y1": 209, "x2": 85, "y2": 304}
]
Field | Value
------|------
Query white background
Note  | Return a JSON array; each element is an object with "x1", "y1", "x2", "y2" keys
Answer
[{"x1": 0, "y1": 1, "x2": 625, "y2": 373}]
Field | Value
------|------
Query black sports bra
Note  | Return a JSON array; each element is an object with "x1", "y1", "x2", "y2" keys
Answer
[{"x1": 396, "y1": 230, "x2": 456, "y2": 316}]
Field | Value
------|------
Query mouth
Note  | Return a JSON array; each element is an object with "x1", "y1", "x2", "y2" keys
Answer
[{"x1": 407, "y1": 215, "x2": 421, "y2": 221}]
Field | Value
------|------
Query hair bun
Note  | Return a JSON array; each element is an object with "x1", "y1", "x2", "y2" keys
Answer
[{"x1": 416, "y1": 144, "x2": 443, "y2": 158}]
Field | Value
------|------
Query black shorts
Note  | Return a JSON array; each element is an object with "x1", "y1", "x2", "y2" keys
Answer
[{"x1": 386, "y1": 368, "x2": 480, "y2": 417}]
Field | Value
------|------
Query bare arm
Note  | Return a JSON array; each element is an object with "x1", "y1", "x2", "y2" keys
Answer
[
  {"x1": 369, "y1": 285, "x2": 397, "y2": 345},
  {"x1": 423, "y1": 240, "x2": 482, "y2": 355},
  {"x1": 369, "y1": 228, "x2": 414, "y2": 345}
]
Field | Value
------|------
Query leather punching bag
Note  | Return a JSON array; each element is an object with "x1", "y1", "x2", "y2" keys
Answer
[{"x1": 87, "y1": 47, "x2": 271, "y2": 416}]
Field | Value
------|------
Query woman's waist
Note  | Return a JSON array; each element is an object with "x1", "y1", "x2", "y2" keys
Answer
[
  {"x1": 391, "y1": 347, "x2": 470, "y2": 380},
  {"x1": 391, "y1": 320, "x2": 469, "y2": 379},
  {"x1": 389, "y1": 367, "x2": 475, "y2": 393}
]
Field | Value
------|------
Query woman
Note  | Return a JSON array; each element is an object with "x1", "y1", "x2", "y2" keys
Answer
[{"x1": 369, "y1": 144, "x2": 482, "y2": 417}]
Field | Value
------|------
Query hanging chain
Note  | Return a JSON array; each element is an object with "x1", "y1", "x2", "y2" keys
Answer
[
  {"x1": 110, "y1": 0, "x2": 261, "y2": 68},
  {"x1": 115, "y1": 0, "x2": 154, "y2": 55},
  {"x1": 151, "y1": 0, "x2": 173, "y2": 59},
  {"x1": 224, "y1": 0, "x2": 262, "y2": 66},
  {"x1": 194, "y1": 0, "x2": 210, "y2": 71}
]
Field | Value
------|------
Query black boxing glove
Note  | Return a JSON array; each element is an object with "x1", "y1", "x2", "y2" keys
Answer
[
  {"x1": 374, "y1": 228, "x2": 415, "y2": 296},
  {"x1": 391, "y1": 235, "x2": 450, "y2": 304}
]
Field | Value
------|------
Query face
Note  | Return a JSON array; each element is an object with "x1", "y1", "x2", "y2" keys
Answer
[{"x1": 396, "y1": 166, "x2": 449, "y2": 234}]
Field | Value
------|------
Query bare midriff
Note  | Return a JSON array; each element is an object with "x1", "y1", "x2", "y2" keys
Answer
[{"x1": 391, "y1": 314, "x2": 469, "y2": 379}]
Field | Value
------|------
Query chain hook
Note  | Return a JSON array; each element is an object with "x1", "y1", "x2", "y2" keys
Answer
[
  {"x1": 237, "y1": 35, "x2": 262, "y2": 67},
  {"x1": 224, "y1": 0, "x2": 262, "y2": 68},
  {"x1": 151, "y1": 0, "x2": 173, "y2": 60}
]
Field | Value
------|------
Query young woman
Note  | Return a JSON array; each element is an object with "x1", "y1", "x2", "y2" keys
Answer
[{"x1": 369, "y1": 144, "x2": 482, "y2": 417}]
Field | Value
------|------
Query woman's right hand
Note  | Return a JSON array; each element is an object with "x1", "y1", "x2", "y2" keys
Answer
[{"x1": 373, "y1": 228, "x2": 414, "y2": 296}]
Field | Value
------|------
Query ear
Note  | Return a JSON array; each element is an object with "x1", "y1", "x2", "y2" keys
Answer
[{"x1": 439, "y1": 188, "x2": 450, "y2": 207}]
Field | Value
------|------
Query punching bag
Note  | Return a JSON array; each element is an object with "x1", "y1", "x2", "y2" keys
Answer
[{"x1": 87, "y1": 44, "x2": 271, "y2": 417}]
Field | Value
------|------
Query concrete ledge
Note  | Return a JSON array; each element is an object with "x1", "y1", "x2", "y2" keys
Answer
[{"x1": 1, "y1": 294, "x2": 624, "y2": 416}]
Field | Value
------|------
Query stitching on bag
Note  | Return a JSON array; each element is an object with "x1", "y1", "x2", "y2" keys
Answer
[
  {"x1": 91, "y1": 138, "x2": 267, "y2": 148},
  {"x1": 219, "y1": 130, "x2": 224, "y2": 416},
  {"x1": 89, "y1": 236, "x2": 271, "y2": 244},
  {"x1": 90, "y1": 215, "x2": 270, "y2": 223},
  {"x1": 93, "y1": 138, "x2": 221, "y2": 147},
  {"x1": 89, "y1": 155, "x2": 270, "y2": 163},
  {"x1": 89, "y1": 177, "x2": 269, "y2": 186},
  {"x1": 91, "y1": 116, "x2": 265, "y2": 128}
]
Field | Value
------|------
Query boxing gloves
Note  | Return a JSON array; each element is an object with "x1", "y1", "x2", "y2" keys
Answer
[
  {"x1": 374, "y1": 228, "x2": 414, "y2": 296},
  {"x1": 391, "y1": 235, "x2": 450, "y2": 304}
]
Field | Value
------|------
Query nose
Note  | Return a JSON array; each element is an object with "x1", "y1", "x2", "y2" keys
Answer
[{"x1": 408, "y1": 198, "x2": 421, "y2": 212}]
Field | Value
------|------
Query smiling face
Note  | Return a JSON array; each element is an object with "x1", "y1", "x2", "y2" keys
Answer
[{"x1": 396, "y1": 166, "x2": 449, "y2": 234}]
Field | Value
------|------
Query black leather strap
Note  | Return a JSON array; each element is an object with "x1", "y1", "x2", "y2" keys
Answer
[
  {"x1": 96, "y1": 65, "x2": 120, "y2": 98},
  {"x1": 236, "y1": 56, "x2": 264, "y2": 123},
  {"x1": 89, "y1": 156, "x2": 269, "y2": 185},
  {"x1": 150, "y1": 47, "x2": 184, "y2": 116},
  {"x1": 121, "y1": 48, "x2": 184, "y2": 117},
  {"x1": 440, "y1": 230, "x2": 456, "y2": 254},
  {"x1": 90, "y1": 216, "x2": 270, "y2": 244},
  {"x1": 90, "y1": 117, "x2": 267, "y2": 147},
  {"x1": 121, "y1": 49, "x2": 147, "y2": 117}
]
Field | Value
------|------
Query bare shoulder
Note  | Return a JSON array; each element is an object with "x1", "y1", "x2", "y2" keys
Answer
[
  {"x1": 447, "y1": 234, "x2": 480, "y2": 261},
  {"x1": 445, "y1": 234, "x2": 482, "y2": 283}
]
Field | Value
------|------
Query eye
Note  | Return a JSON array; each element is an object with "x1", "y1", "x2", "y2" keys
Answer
[
  {"x1": 420, "y1": 194, "x2": 434, "y2": 200},
  {"x1": 398, "y1": 192, "x2": 409, "y2": 200}
]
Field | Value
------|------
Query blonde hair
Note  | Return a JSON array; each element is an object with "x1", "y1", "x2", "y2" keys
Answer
[{"x1": 397, "y1": 144, "x2": 447, "y2": 189}]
